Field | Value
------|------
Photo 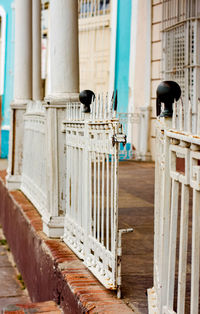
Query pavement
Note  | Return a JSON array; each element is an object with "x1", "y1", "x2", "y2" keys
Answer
[
  {"x1": 0, "y1": 159, "x2": 155, "y2": 313},
  {"x1": 0, "y1": 159, "x2": 29, "y2": 311},
  {"x1": 0, "y1": 160, "x2": 62, "y2": 313},
  {"x1": 0, "y1": 226, "x2": 31, "y2": 312}
]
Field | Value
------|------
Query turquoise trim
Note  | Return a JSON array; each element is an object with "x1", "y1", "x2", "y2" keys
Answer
[
  {"x1": 1, "y1": 129, "x2": 9, "y2": 158},
  {"x1": 114, "y1": 0, "x2": 132, "y2": 113},
  {"x1": 0, "y1": 1, "x2": 14, "y2": 158}
]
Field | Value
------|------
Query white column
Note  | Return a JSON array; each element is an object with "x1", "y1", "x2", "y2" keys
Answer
[
  {"x1": 43, "y1": 0, "x2": 80, "y2": 237},
  {"x1": 50, "y1": 0, "x2": 79, "y2": 95},
  {"x1": 7, "y1": 0, "x2": 32, "y2": 190},
  {"x1": 128, "y1": 0, "x2": 152, "y2": 161},
  {"x1": 32, "y1": 0, "x2": 42, "y2": 100},
  {"x1": 14, "y1": 0, "x2": 32, "y2": 100}
]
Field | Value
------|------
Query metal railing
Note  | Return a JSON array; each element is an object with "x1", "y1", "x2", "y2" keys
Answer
[
  {"x1": 21, "y1": 101, "x2": 47, "y2": 216},
  {"x1": 62, "y1": 96, "x2": 132, "y2": 297},
  {"x1": 149, "y1": 83, "x2": 200, "y2": 313},
  {"x1": 20, "y1": 93, "x2": 133, "y2": 297}
]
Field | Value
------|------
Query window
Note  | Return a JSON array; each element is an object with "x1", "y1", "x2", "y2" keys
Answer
[
  {"x1": 79, "y1": 0, "x2": 110, "y2": 18},
  {"x1": 162, "y1": 0, "x2": 200, "y2": 108}
]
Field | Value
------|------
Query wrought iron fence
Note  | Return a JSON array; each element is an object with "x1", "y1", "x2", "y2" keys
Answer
[
  {"x1": 62, "y1": 96, "x2": 132, "y2": 297},
  {"x1": 149, "y1": 95, "x2": 200, "y2": 313},
  {"x1": 21, "y1": 101, "x2": 47, "y2": 216}
]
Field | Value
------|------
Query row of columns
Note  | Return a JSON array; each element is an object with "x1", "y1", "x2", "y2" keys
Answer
[
  {"x1": 13, "y1": 0, "x2": 79, "y2": 102},
  {"x1": 7, "y1": 0, "x2": 80, "y2": 237}
]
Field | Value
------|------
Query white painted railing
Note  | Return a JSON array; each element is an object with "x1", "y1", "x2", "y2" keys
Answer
[
  {"x1": 62, "y1": 98, "x2": 132, "y2": 298},
  {"x1": 172, "y1": 99, "x2": 200, "y2": 135},
  {"x1": 118, "y1": 106, "x2": 151, "y2": 161},
  {"x1": 149, "y1": 101, "x2": 200, "y2": 313},
  {"x1": 21, "y1": 101, "x2": 47, "y2": 216}
]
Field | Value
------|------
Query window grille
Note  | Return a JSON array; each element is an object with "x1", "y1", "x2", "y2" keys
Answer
[
  {"x1": 162, "y1": 0, "x2": 200, "y2": 129},
  {"x1": 79, "y1": 0, "x2": 110, "y2": 18}
]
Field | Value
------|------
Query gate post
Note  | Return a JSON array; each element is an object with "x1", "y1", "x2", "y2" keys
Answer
[{"x1": 148, "y1": 81, "x2": 181, "y2": 313}]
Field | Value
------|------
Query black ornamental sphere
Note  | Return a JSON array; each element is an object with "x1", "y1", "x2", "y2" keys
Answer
[
  {"x1": 79, "y1": 90, "x2": 95, "y2": 113},
  {"x1": 156, "y1": 81, "x2": 181, "y2": 117}
]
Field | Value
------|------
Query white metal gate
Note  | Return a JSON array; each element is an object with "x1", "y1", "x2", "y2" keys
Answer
[
  {"x1": 62, "y1": 97, "x2": 132, "y2": 297},
  {"x1": 149, "y1": 96, "x2": 200, "y2": 313}
]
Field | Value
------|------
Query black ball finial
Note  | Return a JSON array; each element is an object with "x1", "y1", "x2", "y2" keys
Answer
[
  {"x1": 79, "y1": 90, "x2": 95, "y2": 113},
  {"x1": 156, "y1": 81, "x2": 181, "y2": 117}
]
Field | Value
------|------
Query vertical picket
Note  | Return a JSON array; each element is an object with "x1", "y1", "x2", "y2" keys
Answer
[{"x1": 177, "y1": 184, "x2": 189, "y2": 314}]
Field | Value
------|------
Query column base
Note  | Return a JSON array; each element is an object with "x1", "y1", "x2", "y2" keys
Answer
[
  {"x1": 135, "y1": 151, "x2": 152, "y2": 162},
  {"x1": 6, "y1": 174, "x2": 22, "y2": 190},
  {"x1": 6, "y1": 99, "x2": 28, "y2": 191},
  {"x1": 42, "y1": 215, "x2": 64, "y2": 238}
]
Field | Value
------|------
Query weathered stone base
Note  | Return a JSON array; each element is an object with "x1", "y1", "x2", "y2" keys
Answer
[
  {"x1": 6, "y1": 174, "x2": 21, "y2": 190},
  {"x1": 0, "y1": 170, "x2": 132, "y2": 314},
  {"x1": 42, "y1": 216, "x2": 64, "y2": 238}
]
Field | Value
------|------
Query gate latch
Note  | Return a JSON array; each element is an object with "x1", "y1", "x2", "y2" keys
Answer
[{"x1": 112, "y1": 133, "x2": 127, "y2": 147}]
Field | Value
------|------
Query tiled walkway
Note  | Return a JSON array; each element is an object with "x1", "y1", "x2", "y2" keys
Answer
[{"x1": 118, "y1": 161, "x2": 154, "y2": 313}]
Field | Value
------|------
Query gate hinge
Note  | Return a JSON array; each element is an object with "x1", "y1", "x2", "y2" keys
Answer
[{"x1": 112, "y1": 133, "x2": 127, "y2": 147}]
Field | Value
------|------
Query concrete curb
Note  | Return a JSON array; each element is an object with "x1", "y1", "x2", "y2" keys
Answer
[{"x1": 0, "y1": 170, "x2": 133, "y2": 313}]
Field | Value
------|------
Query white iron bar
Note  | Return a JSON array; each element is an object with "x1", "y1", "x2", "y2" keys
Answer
[
  {"x1": 106, "y1": 153, "x2": 110, "y2": 250},
  {"x1": 100, "y1": 93, "x2": 103, "y2": 120},
  {"x1": 87, "y1": 0, "x2": 90, "y2": 18},
  {"x1": 101, "y1": 153, "x2": 105, "y2": 245},
  {"x1": 97, "y1": 152, "x2": 101, "y2": 242},
  {"x1": 190, "y1": 188, "x2": 200, "y2": 314},
  {"x1": 66, "y1": 145, "x2": 70, "y2": 215},
  {"x1": 69, "y1": 145, "x2": 73, "y2": 218},
  {"x1": 93, "y1": 151, "x2": 97, "y2": 238},
  {"x1": 79, "y1": 148, "x2": 83, "y2": 227},
  {"x1": 75, "y1": 147, "x2": 78, "y2": 223},
  {"x1": 166, "y1": 178, "x2": 179, "y2": 310},
  {"x1": 172, "y1": 101, "x2": 177, "y2": 129},
  {"x1": 89, "y1": 151, "x2": 92, "y2": 235},
  {"x1": 197, "y1": 99, "x2": 200, "y2": 135},
  {"x1": 72, "y1": 146, "x2": 76, "y2": 221},
  {"x1": 177, "y1": 183, "x2": 189, "y2": 314},
  {"x1": 114, "y1": 145, "x2": 119, "y2": 285},
  {"x1": 111, "y1": 154, "x2": 114, "y2": 253},
  {"x1": 103, "y1": 0, "x2": 106, "y2": 15},
  {"x1": 188, "y1": 99, "x2": 192, "y2": 133},
  {"x1": 105, "y1": 93, "x2": 108, "y2": 120},
  {"x1": 97, "y1": 0, "x2": 100, "y2": 16},
  {"x1": 179, "y1": 99, "x2": 183, "y2": 131},
  {"x1": 160, "y1": 136, "x2": 171, "y2": 309}
]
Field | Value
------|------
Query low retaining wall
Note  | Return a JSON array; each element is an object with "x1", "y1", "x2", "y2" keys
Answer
[{"x1": 0, "y1": 170, "x2": 132, "y2": 314}]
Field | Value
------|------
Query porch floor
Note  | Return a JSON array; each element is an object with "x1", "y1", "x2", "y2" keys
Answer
[{"x1": 119, "y1": 161, "x2": 154, "y2": 314}]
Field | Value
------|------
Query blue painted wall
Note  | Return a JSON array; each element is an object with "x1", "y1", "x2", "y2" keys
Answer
[
  {"x1": 114, "y1": 0, "x2": 132, "y2": 113},
  {"x1": 0, "y1": 0, "x2": 14, "y2": 158}
]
